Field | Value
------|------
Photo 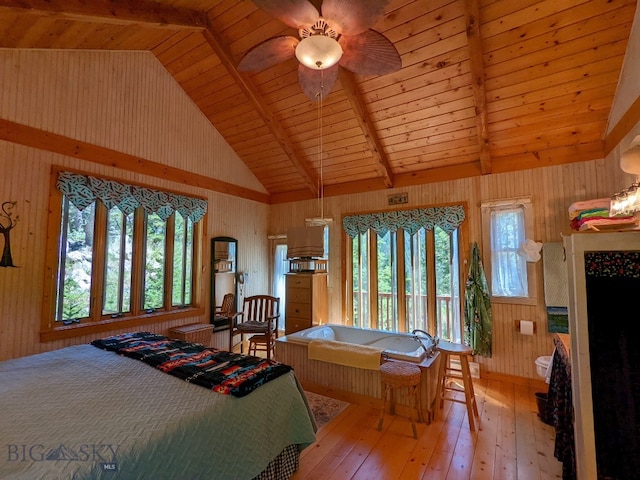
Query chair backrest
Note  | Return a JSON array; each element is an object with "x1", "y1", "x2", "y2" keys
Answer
[
  {"x1": 242, "y1": 295, "x2": 280, "y2": 325},
  {"x1": 219, "y1": 293, "x2": 235, "y2": 315}
]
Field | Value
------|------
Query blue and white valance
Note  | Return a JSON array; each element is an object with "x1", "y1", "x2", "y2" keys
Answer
[
  {"x1": 343, "y1": 205, "x2": 465, "y2": 238},
  {"x1": 57, "y1": 171, "x2": 208, "y2": 222}
]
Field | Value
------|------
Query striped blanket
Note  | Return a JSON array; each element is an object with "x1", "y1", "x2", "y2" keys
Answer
[{"x1": 91, "y1": 332, "x2": 291, "y2": 397}]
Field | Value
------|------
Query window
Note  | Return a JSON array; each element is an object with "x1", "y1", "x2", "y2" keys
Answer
[
  {"x1": 103, "y1": 205, "x2": 133, "y2": 316},
  {"x1": 272, "y1": 242, "x2": 288, "y2": 331},
  {"x1": 42, "y1": 169, "x2": 206, "y2": 340},
  {"x1": 345, "y1": 205, "x2": 466, "y2": 342},
  {"x1": 481, "y1": 197, "x2": 536, "y2": 304}
]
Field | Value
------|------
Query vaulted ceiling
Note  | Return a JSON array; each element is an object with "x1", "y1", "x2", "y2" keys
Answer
[{"x1": 0, "y1": 0, "x2": 636, "y2": 204}]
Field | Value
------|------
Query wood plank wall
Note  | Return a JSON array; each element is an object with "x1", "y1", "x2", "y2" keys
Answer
[
  {"x1": 0, "y1": 49, "x2": 270, "y2": 361},
  {"x1": 0, "y1": 47, "x2": 635, "y2": 381},
  {"x1": 270, "y1": 157, "x2": 629, "y2": 380}
]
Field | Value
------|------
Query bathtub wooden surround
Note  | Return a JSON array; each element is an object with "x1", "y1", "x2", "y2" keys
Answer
[{"x1": 276, "y1": 336, "x2": 441, "y2": 423}]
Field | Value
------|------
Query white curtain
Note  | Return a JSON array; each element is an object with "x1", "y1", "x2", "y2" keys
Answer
[
  {"x1": 490, "y1": 207, "x2": 527, "y2": 297},
  {"x1": 273, "y1": 244, "x2": 288, "y2": 331}
]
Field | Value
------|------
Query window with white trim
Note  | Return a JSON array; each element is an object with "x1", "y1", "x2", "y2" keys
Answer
[{"x1": 481, "y1": 198, "x2": 536, "y2": 304}]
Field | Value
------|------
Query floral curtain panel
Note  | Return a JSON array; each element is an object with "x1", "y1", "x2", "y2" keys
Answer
[
  {"x1": 342, "y1": 205, "x2": 465, "y2": 238},
  {"x1": 57, "y1": 171, "x2": 208, "y2": 222},
  {"x1": 464, "y1": 242, "x2": 493, "y2": 357}
]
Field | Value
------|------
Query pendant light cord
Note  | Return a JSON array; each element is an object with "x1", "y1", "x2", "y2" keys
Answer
[{"x1": 316, "y1": 70, "x2": 325, "y2": 221}]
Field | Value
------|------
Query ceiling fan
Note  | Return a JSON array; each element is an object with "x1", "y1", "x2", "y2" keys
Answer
[{"x1": 237, "y1": 0, "x2": 402, "y2": 101}]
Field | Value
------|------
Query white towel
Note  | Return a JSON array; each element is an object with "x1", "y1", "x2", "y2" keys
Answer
[
  {"x1": 518, "y1": 239, "x2": 542, "y2": 262},
  {"x1": 287, "y1": 226, "x2": 324, "y2": 259},
  {"x1": 308, "y1": 339, "x2": 383, "y2": 370},
  {"x1": 543, "y1": 242, "x2": 569, "y2": 308}
]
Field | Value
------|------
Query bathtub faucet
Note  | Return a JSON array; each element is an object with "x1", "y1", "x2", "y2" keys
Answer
[{"x1": 411, "y1": 329, "x2": 439, "y2": 358}]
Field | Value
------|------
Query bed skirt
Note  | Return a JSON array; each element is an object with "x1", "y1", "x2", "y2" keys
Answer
[{"x1": 254, "y1": 444, "x2": 300, "y2": 480}]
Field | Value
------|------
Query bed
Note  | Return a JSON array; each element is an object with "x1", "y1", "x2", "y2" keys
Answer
[{"x1": 0, "y1": 333, "x2": 316, "y2": 480}]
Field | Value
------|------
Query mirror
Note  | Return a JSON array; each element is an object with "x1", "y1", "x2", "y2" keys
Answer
[{"x1": 211, "y1": 236, "x2": 237, "y2": 330}]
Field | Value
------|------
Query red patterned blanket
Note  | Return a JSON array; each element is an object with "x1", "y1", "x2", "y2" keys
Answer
[{"x1": 91, "y1": 332, "x2": 291, "y2": 397}]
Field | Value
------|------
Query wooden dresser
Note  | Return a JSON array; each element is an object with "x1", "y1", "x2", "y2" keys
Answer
[{"x1": 285, "y1": 273, "x2": 328, "y2": 334}]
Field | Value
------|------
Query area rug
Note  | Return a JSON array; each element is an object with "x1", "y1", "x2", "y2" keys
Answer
[{"x1": 304, "y1": 391, "x2": 349, "y2": 429}]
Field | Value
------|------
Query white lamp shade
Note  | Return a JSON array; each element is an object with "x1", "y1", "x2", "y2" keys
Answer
[
  {"x1": 295, "y1": 35, "x2": 343, "y2": 70},
  {"x1": 620, "y1": 144, "x2": 640, "y2": 175}
]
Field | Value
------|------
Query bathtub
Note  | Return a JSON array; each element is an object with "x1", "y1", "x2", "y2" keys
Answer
[
  {"x1": 276, "y1": 324, "x2": 441, "y2": 423},
  {"x1": 284, "y1": 324, "x2": 435, "y2": 363}
]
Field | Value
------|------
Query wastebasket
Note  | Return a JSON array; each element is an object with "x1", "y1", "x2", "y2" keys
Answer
[{"x1": 534, "y1": 392, "x2": 553, "y2": 425}]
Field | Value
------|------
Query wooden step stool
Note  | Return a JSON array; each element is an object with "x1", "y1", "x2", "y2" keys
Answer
[
  {"x1": 377, "y1": 361, "x2": 423, "y2": 439},
  {"x1": 435, "y1": 340, "x2": 479, "y2": 431}
]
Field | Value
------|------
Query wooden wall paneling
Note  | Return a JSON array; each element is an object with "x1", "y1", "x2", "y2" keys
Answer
[
  {"x1": 271, "y1": 156, "x2": 625, "y2": 381},
  {"x1": 0, "y1": 0, "x2": 634, "y2": 202},
  {"x1": 0, "y1": 28, "x2": 634, "y2": 375},
  {"x1": 2, "y1": 50, "x2": 266, "y2": 193},
  {"x1": 0, "y1": 49, "x2": 270, "y2": 361}
]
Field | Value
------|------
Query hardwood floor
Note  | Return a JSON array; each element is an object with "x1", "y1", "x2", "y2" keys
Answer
[{"x1": 293, "y1": 378, "x2": 562, "y2": 480}]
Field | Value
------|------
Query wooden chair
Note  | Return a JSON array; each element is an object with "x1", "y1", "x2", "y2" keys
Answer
[
  {"x1": 248, "y1": 333, "x2": 274, "y2": 357},
  {"x1": 229, "y1": 295, "x2": 280, "y2": 361},
  {"x1": 212, "y1": 293, "x2": 238, "y2": 332}
]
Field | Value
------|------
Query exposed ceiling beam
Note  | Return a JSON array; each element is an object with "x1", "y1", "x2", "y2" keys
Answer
[
  {"x1": 340, "y1": 70, "x2": 394, "y2": 188},
  {"x1": 2, "y1": 0, "x2": 320, "y2": 196},
  {"x1": 270, "y1": 163, "x2": 485, "y2": 205},
  {"x1": 605, "y1": 95, "x2": 640, "y2": 155},
  {"x1": 463, "y1": 0, "x2": 492, "y2": 175},
  {"x1": 491, "y1": 141, "x2": 605, "y2": 173},
  {"x1": 0, "y1": 117, "x2": 270, "y2": 203},
  {"x1": 202, "y1": 19, "x2": 319, "y2": 197},
  {"x1": 0, "y1": 0, "x2": 207, "y2": 30},
  {"x1": 326, "y1": 164, "x2": 482, "y2": 202}
]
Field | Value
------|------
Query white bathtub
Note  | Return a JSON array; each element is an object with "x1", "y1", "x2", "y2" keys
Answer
[
  {"x1": 276, "y1": 324, "x2": 442, "y2": 423},
  {"x1": 283, "y1": 324, "x2": 434, "y2": 363}
]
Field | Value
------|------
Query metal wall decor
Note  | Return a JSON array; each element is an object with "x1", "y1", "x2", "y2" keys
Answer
[{"x1": 0, "y1": 201, "x2": 19, "y2": 267}]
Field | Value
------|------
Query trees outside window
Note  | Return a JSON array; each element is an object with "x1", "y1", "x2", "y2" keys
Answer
[
  {"x1": 481, "y1": 198, "x2": 537, "y2": 304},
  {"x1": 43, "y1": 169, "x2": 205, "y2": 339},
  {"x1": 345, "y1": 205, "x2": 465, "y2": 342}
]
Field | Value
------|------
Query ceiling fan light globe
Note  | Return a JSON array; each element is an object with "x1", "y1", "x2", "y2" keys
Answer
[{"x1": 295, "y1": 35, "x2": 343, "y2": 70}]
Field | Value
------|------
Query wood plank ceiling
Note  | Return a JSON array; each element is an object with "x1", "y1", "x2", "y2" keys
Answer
[{"x1": 0, "y1": 0, "x2": 636, "y2": 204}]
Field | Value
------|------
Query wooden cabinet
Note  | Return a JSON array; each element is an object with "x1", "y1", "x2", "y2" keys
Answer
[{"x1": 285, "y1": 273, "x2": 328, "y2": 334}]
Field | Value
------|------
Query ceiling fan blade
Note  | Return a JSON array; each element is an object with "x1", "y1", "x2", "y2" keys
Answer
[
  {"x1": 321, "y1": 0, "x2": 391, "y2": 35},
  {"x1": 237, "y1": 36, "x2": 299, "y2": 72},
  {"x1": 298, "y1": 63, "x2": 339, "y2": 102},
  {"x1": 339, "y1": 30, "x2": 401, "y2": 76},
  {"x1": 252, "y1": 0, "x2": 319, "y2": 29}
]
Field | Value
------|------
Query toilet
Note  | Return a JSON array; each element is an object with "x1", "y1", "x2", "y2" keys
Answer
[
  {"x1": 535, "y1": 355, "x2": 552, "y2": 378},
  {"x1": 534, "y1": 355, "x2": 554, "y2": 425}
]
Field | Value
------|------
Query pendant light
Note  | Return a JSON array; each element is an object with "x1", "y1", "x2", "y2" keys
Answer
[{"x1": 306, "y1": 69, "x2": 333, "y2": 227}]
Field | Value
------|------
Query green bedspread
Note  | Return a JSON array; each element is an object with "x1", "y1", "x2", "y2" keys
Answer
[{"x1": 0, "y1": 344, "x2": 316, "y2": 480}]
